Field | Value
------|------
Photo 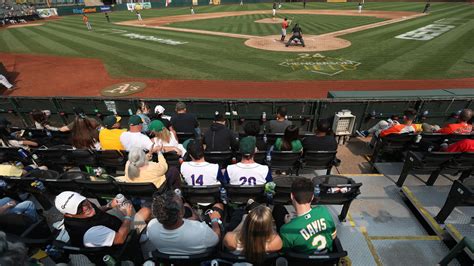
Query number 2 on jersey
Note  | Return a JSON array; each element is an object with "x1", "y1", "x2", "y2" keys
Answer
[
  {"x1": 312, "y1": 235, "x2": 327, "y2": 251},
  {"x1": 191, "y1": 174, "x2": 203, "y2": 186}
]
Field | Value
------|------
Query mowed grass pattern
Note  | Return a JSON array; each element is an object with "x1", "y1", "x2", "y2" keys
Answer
[
  {"x1": 168, "y1": 14, "x2": 385, "y2": 36},
  {"x1": 0, "y1": 2, "x2": 473, "y2": 81}
]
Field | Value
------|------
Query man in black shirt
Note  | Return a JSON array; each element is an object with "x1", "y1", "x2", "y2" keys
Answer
[
  {"x1": 302, "y1": 119, "x2": 337, "y2": 152},
  {"x1": 286, "y1": 24, "x2": 305, "y2": 47},
  {"x1": 203, "y1": 112, "x2": 239, "y2": 152},
  {"x1": 170, "y1": 102, "x2": 200, "y2": 137}
]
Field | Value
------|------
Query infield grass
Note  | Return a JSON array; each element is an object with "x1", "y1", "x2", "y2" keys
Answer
[{"x1": 0, "y1": 2, "x2": 473, "y2": 81}]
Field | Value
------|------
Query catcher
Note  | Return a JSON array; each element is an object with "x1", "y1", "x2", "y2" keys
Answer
[{"x1": 285, "y1": 23, "x2": 305, "y2": 47}]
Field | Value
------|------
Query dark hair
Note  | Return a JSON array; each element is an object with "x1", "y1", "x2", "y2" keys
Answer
[
  {"x1": 244, "y1": 122, "x2": 260, "y2": 137},
  {"x1": 291, "y1": 177, "x2": 314, "y2": 204},
  {"x1": 71, "y1": 117, "x2": 99, "y2": 149},
  {"x1": 214, "y1": 112, "x2": 225, "y2": 122},
  {"x1": 0, "y1": 126, "x2": 11, "y2": 147},
  {"x1": 152, "y1": 191, "x2": 182, "y2": 227},
  {"x1": 459, "y1": 109, "x2": 472, "y2": 122},
  {"x1": 187, "y1": 139, "x2": 204, "y2": 160},
  {"x1": 403, "y1": 108, "x2": 417, "y2": 121},
  {"x1": 282, "y1": 125, "x2": 299, "y2": 151},
  {"x1": 31, "y1": 109, "x2": 48, "y2": 126},
  {"x1": 316, "y1": 119, "x2": 331, "y2": 134},
  {"x1": 276, "y1": 106, "x2": 287, "y2": 117}
]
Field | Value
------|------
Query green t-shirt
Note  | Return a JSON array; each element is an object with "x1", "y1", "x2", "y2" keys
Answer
[
  {"x1": 280, "y1": 206, "x2": 336, "y2": 253},
  {"x1": 274, "y1": 138, "x2": 303, "y2": 152}
]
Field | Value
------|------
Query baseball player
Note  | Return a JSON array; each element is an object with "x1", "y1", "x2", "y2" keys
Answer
[
  {"x1": 281, "y1": 17, "x2": 289, "y2": 42},
  {"x1": 240, "y1": 0, "x2": 243, "y2": 6},
  {"x1": 136, "y1": 10, "x2": 142, "y2": 21},
  {"x1": 358, "y1": 2, "x2": 363, "y2": 13},
  {"x1": 286, "y1": 24, "x2": 305, "y2": 47},
  {"x1": 272, "y1": 2, "x2": 277, "y2": 19},
  {"x1": 105, "y1": 12, "x2": 110, "y2": 23},
  {"x1": 422, "y1": 1, "x2": 431, "y2": 13},
  {"x1": 82, "y1": 14, "x2": 92, "y2": 31},
  {"x1": 190, "y1": 6, "x2": 195, "y2": 15},
  {"x1": 303, "y1": 0, "x2": 306, "y2": 9}
]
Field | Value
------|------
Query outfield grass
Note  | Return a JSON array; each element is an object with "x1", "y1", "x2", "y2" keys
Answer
[{"x1": 0, "y1": 2, "x2": 473, "y2": 81}]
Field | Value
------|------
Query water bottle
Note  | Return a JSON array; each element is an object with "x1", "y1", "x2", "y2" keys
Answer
[
  {"x1": 314, "y1": 184, "x2": 321, "y2": 198},
  {"x1": 220, "y1": 187, "x2": 228, "y2": 204},
  {"x1": 174, "y1": 188, "x2": 182, "y2": 197},
  {"x1": 262, "y1": 112, "x2": 267, "y2": 121},
  {"x1": 103, "y1": 255, "x2": 117, "y2": 266},
  {"x1": 415, "y1": 134, "x2": 422, "y2": 143}
]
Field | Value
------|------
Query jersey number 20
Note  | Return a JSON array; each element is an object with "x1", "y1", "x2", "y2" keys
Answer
[{"x1": 239, "y1": 176, "x2": 256, "y2": 186}]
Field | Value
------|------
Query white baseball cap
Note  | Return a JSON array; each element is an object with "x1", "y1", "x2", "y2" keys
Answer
[
  {"x1": 55, "y1": 191, "x2": 86, "y2": 215},
  {"x1": 154, "y1": 105, "x2": 165, "y2": 115}
]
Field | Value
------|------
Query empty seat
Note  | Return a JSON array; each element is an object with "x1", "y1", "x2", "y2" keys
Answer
[
  {"x1": 225, "y1": 184, "x2": 265, "y2": 205},
  {"x1": 96, "y1": 150, "x2": 128, "y2": 175},
  {"x1": 270, "y1": 151, "x2": 301, "y2": 175},
  {"x1": 181, "y1": 184, "x2": 221, "y2": 206},
  {"x1": 204, "y1": 151, "x2": 234, "y2": 168},
  {"x1": 303, "y1": 150, "x2": 338, "y2": 175},
  {"x1": 371, "y1": 134, "x2": 416, "y2": 164},
  {"x1": 75, "y1": 179, "x2": 119, "y2": 205},
  {"x1": 435, "y1": 178, "x2": 474, "y2": 224}
]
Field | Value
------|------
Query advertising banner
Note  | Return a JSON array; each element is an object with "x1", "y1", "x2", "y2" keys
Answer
[
  {"x1": 36, "y1": 8, "x2": 58, "y2": 18},
  {"x1": 126, "y1": 2, "x2": 152, "y2": 11}
]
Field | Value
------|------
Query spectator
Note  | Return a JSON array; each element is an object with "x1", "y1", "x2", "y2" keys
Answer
[
  {"x1": 149, "y1": 120, "x2": 186, "y2": 156},
  {"x1": 99, "y1": 115, "x2": 126, "y2": 150},
  {"x1": 0, "y1": 117, "x2": 38, "y2": 148},
  {"x1": 71, "y1": 113, "x2": 101, "y2": 150},
  {"x1": 170, "y1": 102, "x2": 199, "y2": 136},
  {"x1": 203, "y1": 112, "x2": 238, "y2": 152},
  {"x1": 116, "y1": 148, "x2": 168, "y2": 189},
  {"x1": 0, "y1": 74, "x2": 14, "y2": 90},
  {"x1": 60, "y1": 107, "x2": 99, "y2": 132},
  {"x1": 302, "y1": 119, "x2": 337, "y2": 152},
  {"x1": 269, "y1": 106, "x2": 292, "y2": 133},
  {"x1": 223, "y1": 205, "x2": 282, "y2": 264},
  {"x1": 150, "y1": 105, "x2": 172, "y2": 130},
  {"x1": 55, "y1": 191, "x2": 151, "y2": 248},
  {"x1": 136, "y1": 101, "x2": 152, "y2": 133},
  {"x1": 30, "y1": 109, "x2": 59, "y2": 131},
  {"x1": 445, "y1": 139, "x2": 474, "y2": 152},
  {"x1": 0, "y1": 197, "x2": 38, "y2": 222},
  {"x1": 147, "y1": 190, "x2": 223, "y2": 254},
  {"x1": 181, "y1": 139, "x2": 224, "y2": 186},
  {"x1": 243, "y1": 121, "x2": 267, "y2": 151},
  {"x1": 272, "y1": 178, "x2": 336, "y2": 253},
  {"x1": 120, "y1": 115, "x2": 156, "y2": 152},
  {"x1": 356, "y1": 114, "x2": 401, "y2": 138},
  {"x1": 379, "y1": 108, "x2": 420, "y2": 137},
  {"x1": 274, "y1": 125, "x2": 303, "y2": 152},
  {"x1": 224, "y1": 136, "x2": 272, "y2": 185},
  {"x1": 437, "y1": 108, "x2": 472, "y2": 134}
]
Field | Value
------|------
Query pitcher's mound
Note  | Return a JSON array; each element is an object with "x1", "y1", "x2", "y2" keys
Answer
[{"x1": 245, "y1": 35, "x2": 352, "y2": 52}]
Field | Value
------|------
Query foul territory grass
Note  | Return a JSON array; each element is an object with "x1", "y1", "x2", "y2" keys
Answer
[{"x1": 0, "y1": 2, "x2": 473, "y2": 81}]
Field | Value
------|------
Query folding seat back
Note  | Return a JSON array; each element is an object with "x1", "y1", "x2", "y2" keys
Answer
[{"x1": 181, "y1": 184, "x2": 221, "y2": 205}]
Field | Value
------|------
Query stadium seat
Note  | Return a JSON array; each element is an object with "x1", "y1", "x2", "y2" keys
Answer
[
  {"x1": 303, "y1": 150, "x2": 339, "y2": 175},
  {"x1": 67, "y1": 149, "x2": 97, "y2": 169},
  {"x1": 225, "y1": 184, "x2": 265, "y2": 205},
  {"x1": 162, "y1": 151, "x2": 181, "y2": 168},
  {"x1": 285, "y1": 237, "x2": 348, "y2": 265},
  {"x1": 371, "y1": 134, "x2": 417, "y2": 164},
  {"x1": 0, "y1": 147, "x2": 28, "y2": 164},
  {"x1": 236, "y1": 151, "x2": 267, "y2": 165},
  {"x1": 265, "y1": 133, "x2": 283, "y2": 146},
  {"x1": 176, "y1": 132, "x2": 195, "y2": 144},
  {"x1": 150, "y1": 249, "x2": 215, "y2": 265},
  {"x1": 217, "y1": 251, "x2": 278, "y2": 266},
  {"x1": 25, "y1": 169, "x2": 60, "y2": 180},
  {"x1": 434, "y1": 178, "x2": 474, "y2": 224},
  {"x1": 42, "y1": 171, "x2": 87, "y2": 195},
  {"x1": 116, "y1": 182, "x2": 160, "y2": 203},
  {"x1": 55, "y1": 230, "x2": 142, "y2": 265},
  {"x1": 270, "y1": 151, "x2": 301, "y2": 175},
  {"x1": 204, "y1": 151, "x2": 235, "y2": 168},
  {"x1": 181, "y1": 184, "x2": 221, "y2": 206},
  {"x1": 273, "y1": 175, "x2": 298, "y2": 205},
  {"x1": 2, "y1": 214, "x2": 54, "y2": 248},
  {"x1": 96, "y1": 150, "x2": 128, "y2": 175},
  {"x1": 75, "y1": 179, "x2": 119, "y2": 205},
  {"x1": 313, "y1": 175, "x2": 362, "y2": 222},
  {"x1": 33, "y1": 147, "x2": 73, "y2": 170},
  {"x1": 396, "y1": 151, "x2": 459, "y2": 187}
]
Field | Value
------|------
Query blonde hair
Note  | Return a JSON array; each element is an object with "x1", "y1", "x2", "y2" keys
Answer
[
  {"x1": 127, "y1": 148, "x2": 148, "y2": 179},
  {"x1": 239, "y1": 205, "x2": 274, "y2": 265},
  {"x1": 153, "y1": 127, "x2": 171, "y2": 144}
]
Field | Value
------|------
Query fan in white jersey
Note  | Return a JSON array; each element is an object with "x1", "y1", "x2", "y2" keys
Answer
[
  {"x1": 181, "y1": 140, "x2": 224, "y2": 186},
  {"x1": 224, "y1": 137, "x2": 272, "y2": 185}
]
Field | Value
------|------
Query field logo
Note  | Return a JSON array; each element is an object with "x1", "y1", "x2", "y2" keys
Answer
[
  {"x1": 279, "y1": 53, "x2": 360, "y2": 76},
  {"x1": 394, "y1": 18, "x2": 469, "y2": 41},
  {"x1": 95, "y1": 29, "x2": 187, "y2": 46},
  {"x1": 101, "y1": 82, "x2": 146, "y2": 97}
]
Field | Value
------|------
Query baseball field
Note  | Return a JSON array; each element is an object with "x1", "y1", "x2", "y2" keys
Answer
[{"x1": 0, "y1": 2, "x2": 473, "y2": 98}]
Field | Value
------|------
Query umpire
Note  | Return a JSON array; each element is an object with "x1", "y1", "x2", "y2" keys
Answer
[{"x1": 285, "y1": 24, "x2": 305, "y2": 47}]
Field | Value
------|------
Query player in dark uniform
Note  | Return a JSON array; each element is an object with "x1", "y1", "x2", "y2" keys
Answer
[{"x1": 286, "y1": 24, "x2": 305, "y2": 47}]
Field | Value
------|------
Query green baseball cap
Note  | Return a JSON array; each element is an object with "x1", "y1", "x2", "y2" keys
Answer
[
  {"x1": 240, "y1": 136, "x2": 256, "y2": 156},
  {"x1": 103, "y1": 115, "x2": 121, "y2": 128},
  {"x1": 149, "y1": 120, "x2": 165, "y2": 132},
  {"x1": 128, "y1": 115, "x2": 143, "y2": 126}
]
